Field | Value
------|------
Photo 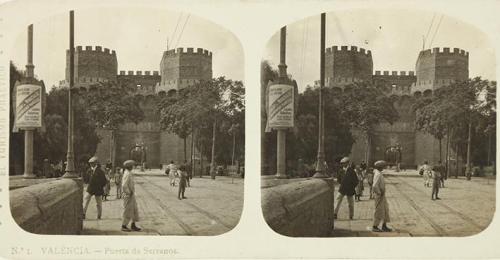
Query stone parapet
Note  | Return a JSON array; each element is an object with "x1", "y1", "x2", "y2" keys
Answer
[
  {"x1": 261, "y1": 178, "x2": 334, "y2": 237},
  {"x1": 10, "y1": 178, "x2": 84, "y2": 235}
]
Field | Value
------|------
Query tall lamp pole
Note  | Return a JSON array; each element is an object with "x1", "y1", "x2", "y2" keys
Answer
[
  {"x1": 22, "y1": 24, "x2": 36, "y2": 179},
  {"x1": 63, "y1": 10, "x2": 77, "y2": 178},
  {"x1": 313, "y1": 13, "x2": 328, "y2": 178},
  {"x1": 275, "y1": 26, "x2": 288, "y2": 179}
]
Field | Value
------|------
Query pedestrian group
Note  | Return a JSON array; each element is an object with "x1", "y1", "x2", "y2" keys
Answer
[
  {"x1": 333, "y1": 156, "x2": 448, "y2": 232},
  {"x1": 333, "y1": 157, "x2": 392, "y2": 232},
  {"x1": 82, "y1": 156, "x2": 194, "y2": 232}
]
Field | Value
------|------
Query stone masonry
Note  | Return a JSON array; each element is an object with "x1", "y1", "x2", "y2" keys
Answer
[
  {"x1": 327, "y1": 46, "x2": 469, "y2": 167},
  {"x1": 60, "y1": 46, "x2": 212, "y2": 167}
]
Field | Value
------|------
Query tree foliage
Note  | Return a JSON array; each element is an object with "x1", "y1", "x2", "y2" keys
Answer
[
  {"x1": 414, "y1": 77, "x2": 496, "y2": 166},
  {"x1": 80, "y1": 82, "x2": 144, "y2": 129},
  {"x1": 158, "y1": 77, "x2": 245, "y2": 165},
  {"x1": 340, "y1": 82, "x2": 399, "y2": 132}
]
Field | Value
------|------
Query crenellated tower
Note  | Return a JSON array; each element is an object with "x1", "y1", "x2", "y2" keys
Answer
[
  {"x1": 62, "y1": 46, "x2": 118, "y2": 87},
  {"x1": 157, "y1": 47, "x2": 213, "y2": 94},
  {"x1": 325, "y1": 45, "x2": 373, "y2": 88},
  {"x1": 413, "y1": 47, "x2": 469, "y2": 94}
]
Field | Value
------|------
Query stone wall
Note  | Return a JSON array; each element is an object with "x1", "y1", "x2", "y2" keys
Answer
[
  {"x1": 117, "y1": 71, "x2": 161, "y2": 95},
  {"x1": 10, "y1": 178, "x2": 83, "y2": 235},
  {"x1": 160, "y1": 131, "x2": 192, "y2": 165},
  {"x1": 414, "y1": 131, "x2": 443, "y2": 165},
  {"x1": 115, "y1": 129, "x2": 162, "y2": 168},
  {"x1": 261, "y1": 178, "x2": 334, "y2": 237}
]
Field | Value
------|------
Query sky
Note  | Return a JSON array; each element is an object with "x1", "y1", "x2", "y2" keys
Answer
[
  {"x1": 10, "y1": 7, "x2": 244, "y2": 88},
  {"x1": 263, "y1": 9, "x2": 496, "y2": 92}
]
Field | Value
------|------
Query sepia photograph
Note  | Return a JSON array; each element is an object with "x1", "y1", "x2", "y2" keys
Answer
[
  {"x1": 8, "y1": 7, "x2": 245, "y2": 236},
  {"x1": 261, "y1": 9, "x2": 496, "y2": 237}
]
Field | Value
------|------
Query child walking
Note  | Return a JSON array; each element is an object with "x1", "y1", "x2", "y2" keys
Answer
[
  {"x1": 178, "y1": 165, "x2": 188, "y2": 200},
  {"x1": 115, "y1": 167, "x2": 123, "y2": 199},
  {"x1": 355, "y1": 167, "x2": 364, "y2": 201}
]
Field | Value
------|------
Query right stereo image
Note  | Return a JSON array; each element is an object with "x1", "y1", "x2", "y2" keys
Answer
[{"x1": 260, "y1": 9, "x2": 496, "y2": 237}]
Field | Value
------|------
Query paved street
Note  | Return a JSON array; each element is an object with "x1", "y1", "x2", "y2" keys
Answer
[
  {"x1": 332, "y1": 170, "x2": 496, "y2": 237},
  {"x1": 82, "y1": 169, "x2": 243, "y2": 236}
]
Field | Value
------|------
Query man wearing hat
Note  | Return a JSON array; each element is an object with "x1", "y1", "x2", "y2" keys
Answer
[
  {"x1": 372, "y1": 160, "x2": 392, "y2": 232},
  {"x1": 83, "y1": 156, "x2": 107, "y2": 219},
  {"x1": 121, "y1": 160, "x2": 141, "y2": 232},
  {"x1": 333, "y1": 157, "x2": 358, "y2": 220}
]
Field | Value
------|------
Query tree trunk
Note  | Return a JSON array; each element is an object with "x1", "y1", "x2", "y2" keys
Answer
[
  {"x1": 365, "y1": 131, "x2": 371, "y2": 165},
  {"x1": 183, "y1": 137, "x2": 187, "y2": 162},
  {"x1": 191, "y1": 128, "x2": 195, "y2": 177},
  {"x1": 445, "y1": 128, "x2": 450, "y2": 179},
  {"x1": 455, "y1": 143, "x2": 459, "y2": 178},
  {"x1": 487, "y1": 130, "x2": 492, "y2": 166},
  {"x1": 200, "y1": 139, "x2": 203, "y2": 178},
  {"x1": 232, "y1": 131, "x2": 236, "y2": 166},
  {"x1": 466, "y1": 119, "x2": 472, "y2": 180},
  {"x1": 210, "y1": 119, "x2": 217, "y2": 179},
  {"x1": 111, "y1": 129, "x2": 117, "y2": 170},
  {"x1": 438, "y1": 138, "x2": 442, "y2": 163}
]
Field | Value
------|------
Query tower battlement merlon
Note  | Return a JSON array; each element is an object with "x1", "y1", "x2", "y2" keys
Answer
[
  {"x1": 117, "y1": 70, "x2": 161, "y2": 77},
  {"x1": 331, "y1": 45, "x2": 372, "y2": 56},
  {"x1": 163, "y1": 47, "x2": 213, "y2": 57},
  {"x1": 74, "y1": 45, "x2": 117, "y2": 56},
  {"x1": 420, "y1": 47, "x2": 469, "y2": 57},
  {"x1": 373, "y1": 70, "x2": 416, "y2": 77}
]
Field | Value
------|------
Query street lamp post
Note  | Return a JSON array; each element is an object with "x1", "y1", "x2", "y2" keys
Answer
[
  {"x1": 63, "y1": 10, "x2": 78, "y2": 178},
  {"x1": 313, "y1": 13, "x2": 328, "y2": 178},
  {"x1": 22, "y1": 24, "x2": 36, "y2": 179},
  {"x1": 275, "y1": 26, "x2": 288, "y2": 179}
]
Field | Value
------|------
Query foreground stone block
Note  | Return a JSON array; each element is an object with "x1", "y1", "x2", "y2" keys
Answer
[
  {"x1": 262, "y1": 178, "x2": 334, "y2": 237},
  {"x1": 10, "y1": 178, "x2": 84, "y2": 235}
]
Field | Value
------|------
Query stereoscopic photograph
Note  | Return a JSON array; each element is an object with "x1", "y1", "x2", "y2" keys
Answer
[
  {"x1": 261, "y1": 9, "x2": 496, "y2": 237},
  {"x1": 9, "y1": 7, "x2": 245, "y2": 236}
]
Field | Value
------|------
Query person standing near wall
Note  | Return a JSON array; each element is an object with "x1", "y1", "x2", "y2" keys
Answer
[
  {"x1": 372, "y1": 160, "x2": 392, "y2": 232},
  {"x1": 121, "y1": 160, "x2": 141, "y2": 232}
]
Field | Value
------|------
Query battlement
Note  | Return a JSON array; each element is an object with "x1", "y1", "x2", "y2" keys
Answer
[
  {"x1": 326, "y1": 45, "x2": 372, "y2": 56},
  {"x1": 374, "y1": 70, "x2": 415, "y2": 76},
  {"x1": 419, "y1": 47, "x2": 469, "y2": 57},
  {"x1": 163, "y1": 47, "x2": 212, "y2": 57},
  {"x1": 118, "y1": 70, "x2": 160, "y2": 76},
  {"x1": 73, "y1": 45, "x2": 117, "y2": 55}
]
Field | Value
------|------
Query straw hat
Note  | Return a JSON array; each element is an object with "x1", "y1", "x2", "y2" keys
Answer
[
  {"x1": 340, "y1": 157, "x2": 350, "y2": 163},
  {"x1": 374, "y1": 160, "x2": 387, "y2": 168},
  {"x1": 123, "y1": 160, "x2": 136, "y2": 168},
  {"x1": 88, "y1": 156, "x2": 99, "y2": 163}
]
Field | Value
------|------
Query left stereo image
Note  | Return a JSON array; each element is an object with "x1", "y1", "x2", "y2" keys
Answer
[{"x1": 9, "y1": 7, "x2": 245, "y2": 236}]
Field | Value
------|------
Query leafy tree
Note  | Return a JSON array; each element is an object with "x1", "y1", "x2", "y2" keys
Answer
[
  {"x1": 35, "y1": 87, "x2": 101, "y2": 167},
  {"x1": 9, "y1": 62, "x2": 24, "y2": 175},
  {"x1": 158, "y1": 77, "x2": 245, "y2": 178},
  {"x1": 340, "y1": 82, "x2": 399, "y2": 164},
  {"x1": 292, "y1": 86, "x2": 354, "y2": 167},
  {"x1": 78, "y1": 82, "x2": 145, "y2": 168},
  {"x1": 414, "y1": 77, "x2": 496, "y2": 178}
]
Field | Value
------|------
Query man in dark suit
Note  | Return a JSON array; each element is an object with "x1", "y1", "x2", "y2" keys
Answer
[
  {"x1": 333, "y1": 157, "x2": 359, "y2": 220},
  {"x1": 83, "y1": 156, "x2": 107, "y2": 219}
]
